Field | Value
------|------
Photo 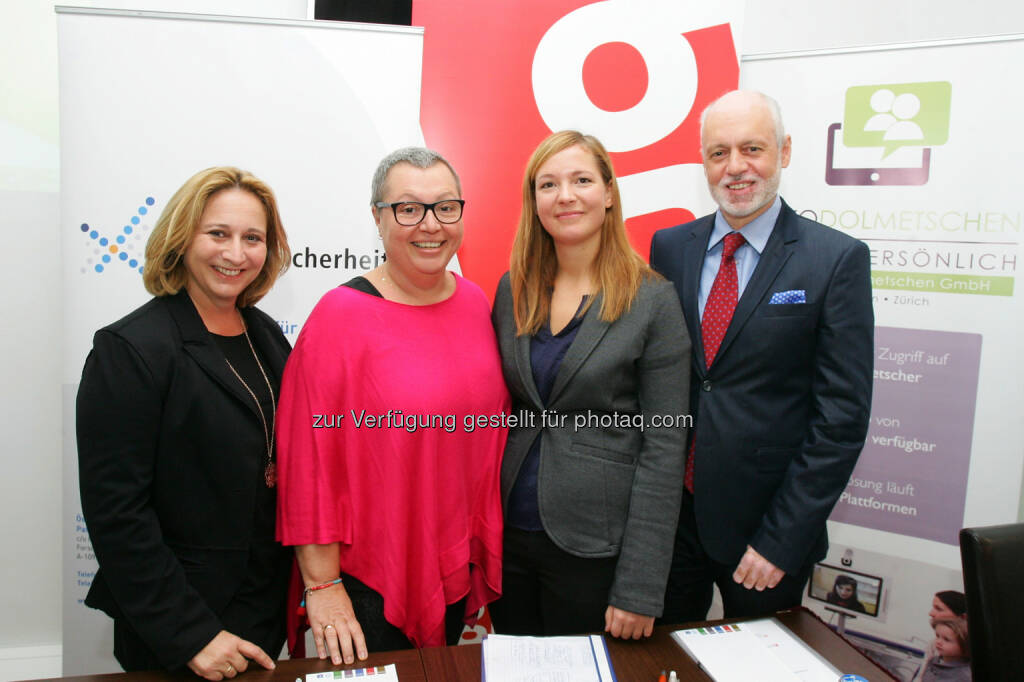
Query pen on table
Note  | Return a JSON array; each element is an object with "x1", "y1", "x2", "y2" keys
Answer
[{"x1": 657, "y1": 670, "x2": 666, "y2": 682}]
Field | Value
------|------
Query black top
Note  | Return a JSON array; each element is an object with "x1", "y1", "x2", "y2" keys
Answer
[
  {"x1": 343, "y1": 275, "x2": 383, "y2": 297},
  {"x1": 212, "y1": 332, "x2": 278, "y2": 540},
  {"x1": 507, "y1": 298, "x2": 589, "y2": 531},
  {"x1": 212, "y1": 333, "x2": 277, "y2": 439}
]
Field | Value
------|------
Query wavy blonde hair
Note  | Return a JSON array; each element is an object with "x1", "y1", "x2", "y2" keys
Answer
[
  {"x1": 510, "y1": 130, "x2": 653, "y2": 335},
  {"x1": 142, "y1": 166, "x2": 290, "y2": 307},
  {"x1": 930, "y1": 617, "x2": 970, "y2": 658}
]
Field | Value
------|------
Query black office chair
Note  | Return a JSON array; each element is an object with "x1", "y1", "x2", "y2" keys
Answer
[{"x1": 959, "y1": 522, "x2": 1024, "y2": 681}]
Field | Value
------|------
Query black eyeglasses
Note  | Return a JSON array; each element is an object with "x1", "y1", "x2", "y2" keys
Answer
[{"x1": 374, "y1": 199, "x2": 465, "y2": 226}]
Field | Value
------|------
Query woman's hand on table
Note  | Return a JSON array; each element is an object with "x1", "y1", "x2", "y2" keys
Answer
[
  {"x1": 307, "y1": 582, "x2": 369, "y2": 664},
  {"x1": 605, "y1": 605, "x2": 655, "y2": 639},
  {"x1": 187, "y1": 629, "x2": 274, "y2": 680}
]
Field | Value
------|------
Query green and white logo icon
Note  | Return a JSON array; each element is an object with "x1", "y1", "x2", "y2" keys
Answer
[{"x1": 843, "y1": 81, "x2": 952, "y2": 158}]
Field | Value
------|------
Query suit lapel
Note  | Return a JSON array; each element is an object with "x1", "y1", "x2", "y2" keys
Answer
[
  {"x1": 713, "y1": 203, "x2": 798, "y2": 367},
  {"x1": 513, "y1": 328, "x2": 544, "y2": 408},
  {"x1": 681, "y1": 216, "x2": 715, "y2": 377},
  {"x1": 165, "y1": 291, "x2": 262, "y2": 418},
  {"x1": 547, "y1": 292, "x2": 611, "y2": 405}
]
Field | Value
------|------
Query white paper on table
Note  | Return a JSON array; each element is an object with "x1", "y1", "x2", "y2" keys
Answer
[
  {"x1": 482, "y1": 633, "x2": 617, "y2": 682},
  {"x1": 672, "y1": 619, "x2": 841, "y2": 681},
  {"x1": 305, "y1": 662, "x2": 399, "y2": 680}
]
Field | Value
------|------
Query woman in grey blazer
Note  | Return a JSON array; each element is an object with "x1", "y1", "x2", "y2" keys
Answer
[{"x1": 490, "y1": 131, "x2": 691, "y2": 639}]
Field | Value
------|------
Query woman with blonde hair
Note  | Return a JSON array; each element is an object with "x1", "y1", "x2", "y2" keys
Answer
[
  {"x1": 78, "y1": 167, "x2": 292, "y2": 679},
  {"x1": 490, "y1": 130, "x2": 691, "y2": 638}
]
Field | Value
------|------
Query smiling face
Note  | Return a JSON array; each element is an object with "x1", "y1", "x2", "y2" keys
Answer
[
  {"x1": 373, "y1": 162, "x2": 463, "y2": 280},
  {"x1": 701, "y1": 92, "x2": 791, "y2": 229},
  {"x1": 533, "y1": 144, "x2": 613, "y2": 250},
  {"x1": 183, "y1": 188, "x2": 268, "y2": 312},
  {"x1": 933, "y1": 622, "x2": 964, "y2": 660}
]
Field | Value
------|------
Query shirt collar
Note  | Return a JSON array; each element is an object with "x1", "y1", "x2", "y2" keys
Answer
[{"x1": 708, "y1": 194, "x2": 782, "y2": 254}]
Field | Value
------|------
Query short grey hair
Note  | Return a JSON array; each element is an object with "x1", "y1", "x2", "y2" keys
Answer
[
  {"x1": 370, "y1": 147, "x2": 462, "y2": 205},
  {"x1": 699, "y1": 90, "x2": 786, "y2": 148}
]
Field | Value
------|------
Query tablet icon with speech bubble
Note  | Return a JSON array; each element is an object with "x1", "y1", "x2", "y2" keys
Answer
[{"x1": 825, "y1": 81, "x2": 951, "y2": 186}]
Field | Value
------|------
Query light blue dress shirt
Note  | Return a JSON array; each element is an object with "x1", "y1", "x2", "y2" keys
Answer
[{"x1": 698, "y1": 196, "x2": 782, "y2": 320}]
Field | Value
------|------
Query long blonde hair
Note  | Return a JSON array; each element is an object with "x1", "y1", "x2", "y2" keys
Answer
[
  {"x1": 510, "y1": 130, "x2": 653, "y2": 335},
  {"x1": 143, "y1": 166, "x2": 290, "y2": 307}
]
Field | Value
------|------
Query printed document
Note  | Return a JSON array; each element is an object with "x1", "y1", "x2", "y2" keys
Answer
[
  {"x1": 482, "y1": 633, "x2": 617, "y2": 682},
  {"x1": 673, "y1": 618, "x2": 841, "y2": 681}
]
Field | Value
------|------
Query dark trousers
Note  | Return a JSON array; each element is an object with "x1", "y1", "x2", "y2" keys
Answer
[
  {"x1": 489, "y1": 527, "x2": 618, "y2": 637},
  {"x1": 659, "y1": 491, "x2": 812, "y2": 626},
  {"x1": 341, "y1": 573, "x2": 468, "y2": 650}
]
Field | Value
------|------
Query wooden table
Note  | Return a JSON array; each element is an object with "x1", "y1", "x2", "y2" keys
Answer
[
  {"x1": 37, "y1": 649, "x2": 426, "y2": 682},
  {"x1": 421, "y1": 609, "x2": 895, "y2": 681},
  {"x1": 28, "y1": 608, "x2": 893, "y2": 681}
]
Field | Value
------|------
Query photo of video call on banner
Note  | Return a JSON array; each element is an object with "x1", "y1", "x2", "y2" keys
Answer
[{"x1": 807, "y1": 563, "x2": 885, "y2": 620}]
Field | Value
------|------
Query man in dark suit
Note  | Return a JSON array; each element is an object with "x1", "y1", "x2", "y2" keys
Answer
[{"x1": 650, "y1": 90, "x2": 873, "y2": 620}]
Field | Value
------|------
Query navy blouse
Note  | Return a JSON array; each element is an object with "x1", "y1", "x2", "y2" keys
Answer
[{"x1": 506, "y1": 298, "x2": 589, "y2": 530}]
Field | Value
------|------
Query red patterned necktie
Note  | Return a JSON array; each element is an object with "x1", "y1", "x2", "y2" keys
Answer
[{"x1": 685, "y1": 231, "x2": 746, "y2": 493}]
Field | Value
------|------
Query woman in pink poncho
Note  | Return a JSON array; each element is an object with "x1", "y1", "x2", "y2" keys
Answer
[{"x1": 275, "y1": 147, "x2": 509, "y2": 664}]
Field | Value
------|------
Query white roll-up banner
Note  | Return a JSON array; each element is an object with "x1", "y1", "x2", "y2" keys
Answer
[
  {"x1": 58, "y1": 8, "x2": 424, "y2": 673},
  {"x1": 743, "y1": 36, "x2": 1024, "y2": 678}
]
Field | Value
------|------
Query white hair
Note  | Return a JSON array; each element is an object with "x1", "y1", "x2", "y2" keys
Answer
[{"x1": 699, "y1": 90, "x2": 786, "y2": 147}]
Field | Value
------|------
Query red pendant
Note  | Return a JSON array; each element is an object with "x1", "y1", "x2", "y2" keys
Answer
[{"x1": 264, "y1": 462, "x2": 277, "y2": 488}]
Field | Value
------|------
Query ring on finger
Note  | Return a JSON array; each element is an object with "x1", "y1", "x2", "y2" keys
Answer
[
  {"x1": 225, "y1": 664, "x2": 234, "y2": 674},
  {"x1": 323, "y1": 623, "x2": 336, "y2": 631}
]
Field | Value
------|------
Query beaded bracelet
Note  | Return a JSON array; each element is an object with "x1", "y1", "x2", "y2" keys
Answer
[{"x1": 296, "y1": 577, "x2": 343, "y2": 616}]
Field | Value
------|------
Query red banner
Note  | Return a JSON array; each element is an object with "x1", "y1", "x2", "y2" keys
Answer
[{"x1": 414, "y1": 0, "x2": 741, "y2": 297}]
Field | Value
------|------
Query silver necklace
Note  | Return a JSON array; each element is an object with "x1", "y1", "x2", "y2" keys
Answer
[{"x1": 223, "y1": 314, "x2": 277, "y2": 488}]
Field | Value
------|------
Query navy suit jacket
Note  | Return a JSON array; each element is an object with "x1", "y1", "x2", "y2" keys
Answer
[{"x1": 649, "y1": 199, "x2": 873, "y2": 575}]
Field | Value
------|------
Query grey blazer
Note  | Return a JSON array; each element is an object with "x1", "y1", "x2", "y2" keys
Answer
[{"x1": 492, "y1": 272, "x2": 691, "y2": 617}]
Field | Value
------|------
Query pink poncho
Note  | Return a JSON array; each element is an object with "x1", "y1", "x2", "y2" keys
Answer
[{"x1": 276, "y1": 274, "x2": 508, "y2": 647}]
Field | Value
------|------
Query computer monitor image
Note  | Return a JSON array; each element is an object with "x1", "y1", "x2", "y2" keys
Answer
[{"x1": 807, "y1": 563, "x2": 884, "y2": 618}]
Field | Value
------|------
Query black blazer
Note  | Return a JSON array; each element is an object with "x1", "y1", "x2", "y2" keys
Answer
[
  {"x1": 77, "y1": 291, "x2": 291, "y2": 669},
  {"x1": 650, "y1": 200, "x2": 873, "y2": 575},
  {"x1": 493, "y1": 273, "x2": 690, "y2": 617}
]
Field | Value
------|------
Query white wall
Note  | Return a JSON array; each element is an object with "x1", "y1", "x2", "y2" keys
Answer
[
  {"x1": 0, "y1": 0, "x2": 63, "y2": 672},
  {"x1": 1, "y1": 0, "x2": 1023, "y2": 678},
  {"x1": 742, "y1": 0, "x2": 1024, "y2": 55}
]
